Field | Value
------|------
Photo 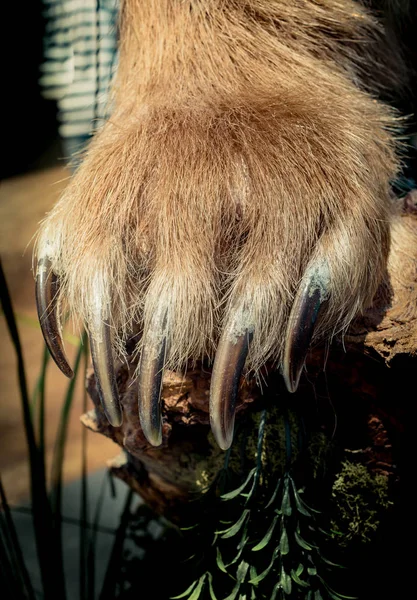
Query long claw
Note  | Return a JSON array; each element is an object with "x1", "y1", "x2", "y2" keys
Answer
[
  {"x1": 89, "y1": 313, "x2": 122, "y2": 427},
  {"x1": 210, "y1": 309, "x2": 253, "y2": 451},
  {"x1": 35, "y1": 257, "x2": 73, "y2": 378},
  {"x1": 138, "y1": 308, "x2": 168, "y2": 447},
  {"x1": 283, "y1": 261, "x2": 330, "y2": 393}
]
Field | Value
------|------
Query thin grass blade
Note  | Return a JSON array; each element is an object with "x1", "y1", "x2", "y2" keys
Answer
[
  {"x1": 49, "y1": 334, "x2": 87, "y2": 597},
  {"x1": 0, "y1": 259, "x2": 66, "y2": 599},
  {"x1": 79, "y1": 339, "x2": 90, "y2": 600},
  {"x1": 98, "y1": 488, "x2": 135, "y2": 600},
  {"x1": 0, "y1": 477, "x2": 36, "y2": 599}
]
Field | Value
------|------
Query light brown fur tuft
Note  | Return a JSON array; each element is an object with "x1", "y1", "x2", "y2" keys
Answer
[{"x1": 36, "y1": 0, "x2": 404, "y2": 373}]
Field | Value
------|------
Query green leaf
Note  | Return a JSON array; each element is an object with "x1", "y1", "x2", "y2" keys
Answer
[
  {"x1": 292, "y1": 489, "x2": 312, "y2": 517},
  {"x1": 221, "y1": 469, "x2": 256, "y2": 500},
  {"x1": 280, "y1": 568, "x2": 292, "y2": 595},
  {"x1": 187, "y1": 576, "x2": 207, "y2": 600},
  {"x1": 173, "y1": 575, "x2": 207, "y2": 600},
  {"x1": 290, "y1": 478, "x2": 320, "y2": 515},
  {"x1": 326, "y1": 592, "x2": 355, "y2": 600},
  {"x1": 317, "y1": 552, "x2": 345, "y2": 569},
  {"x1": 227, "y1": 535, "x2": 248, "y2": 567},
  {"x1": 249, "y1": 554, "x2": 276, "y2": 585},
  {"x1": 279, "y1": 525, "x2": 289, "y2": 555},
  {"x1": 307, "y1": 592, "x2": 313, "y2": 600},
  {"x1": 238, "y1": 524, "x2": 249, "y2": 550},
  {"x1": 225, "y1": 527, "x2": 247, "y2": 565},
  {"x1": 216, "y1": 547, "x2": 228, "y2": 574},
  {"x1": 171, "y1": 580, "x2": 198, "y2": 599},
  {"x1": 236, "y1": 561, "x2": 250, "y2": 583},
  {"x1": 329, "y1": 529, "x2": 344, "y2": 536},
  {"x1": 318, "y1": 527, "x2": 332, "y2": 537},
  {"x1": 318, "y1": 579, "x2": 357, "y2": 600},
  {"x1": 307, "y1": 567, "x2": 317, "y2": 576},
  {"x1": 184, "y1": 554, "x2": 196, "y2": 562},
  {"x1": 266, "y1": 479, "x2": 282, "y2": 508},
  {"x1": 314, "y1": 591, "x2": 323, "y2": 600},
  {"x1": 207, "y1": 573, "x2": 218, "y2": 600},
  {"x1": 281, "y1": 479, "x2": 292, "y2": 516},
  {"x1": 245, "y1": 472, "x2": 259, "y2": 503},
  {"x1": 270, "y1": 583, "x2": 283, "y2": 600},
  {"x1": 224, "y1": 582, "x2": 241, "y2": 600},
  {"x1": 252, "y1": 516, "x2": 278, "y2": 552},
  {"x1": 290, "y1": 569, "x2": 309, "y2": 588},
  {"x1": 296, "y1": 564, "x2": 304, "y2": 577},
  {"x1": 294, "y1": 530, "x2": 313, "y2": 551},
  {"x1": 218, "y1": 510, "x2": 250, "y2": 539}
]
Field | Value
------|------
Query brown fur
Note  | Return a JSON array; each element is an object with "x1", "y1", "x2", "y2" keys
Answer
[{"x1": 36, "y1": 0, "x2": 406, "y2": 373}]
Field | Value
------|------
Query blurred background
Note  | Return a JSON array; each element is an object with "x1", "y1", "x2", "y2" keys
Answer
[
  {"x1": 0, "y1": 0, "x2": 119, "y2": 504},
  {"x1": 0, "y1": 4, "x2": 137, "y2": 597}
]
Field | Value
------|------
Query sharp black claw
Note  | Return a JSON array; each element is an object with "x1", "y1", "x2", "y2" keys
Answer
[
  {"x1": 210, "y1": 311, "x2": 253, "y2": 451},
  {"x1": 138, "y1": 310, "x2": 168, "y2": 447},
  {"x1": 283, "y1": 261, "x2": 330, "y2": 393},
  {"x1": 89, "y1": 316, "x2": 123, "y2": 427},
  {"x1": 35, "y1": 257, "x2": 73, "y2": 378}
]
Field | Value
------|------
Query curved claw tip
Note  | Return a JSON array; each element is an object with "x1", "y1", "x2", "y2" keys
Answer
[
  {"x1": 35, "y1": 257, "x2": 73, "y2": 378},
  {"x1": 138, "y1": 329, "x2": 167, "y2": 447},
  {"x1": 210, "y1": 325, "x2": 252, "y2": 451},
  {"x1": 283, "y1": 262, "x2": 330, "y2": 393},
  {"x1": 141, "y1": 419, "x2": 162, "y2": 447},
  {"x1": 89, "y1": 321, "x2": 123, "y2": 428}
]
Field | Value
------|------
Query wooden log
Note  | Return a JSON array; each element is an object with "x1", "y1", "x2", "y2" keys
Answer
[{"x1": 81, "y1": 200, "x2": 416, "y2": 521}]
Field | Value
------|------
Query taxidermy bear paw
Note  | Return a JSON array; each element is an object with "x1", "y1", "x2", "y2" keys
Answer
[{"x1": 34, "y1": 1, "x2": 399, "y2": 450}]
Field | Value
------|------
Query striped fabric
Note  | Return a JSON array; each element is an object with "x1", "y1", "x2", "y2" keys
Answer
[{"x1": 40, "y1": 0, "x2": 119, "y2": 141}]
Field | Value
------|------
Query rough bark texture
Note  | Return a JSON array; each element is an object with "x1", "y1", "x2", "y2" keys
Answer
[{"x1": 81, "y1": 202, "x2": 416, "y2": 523}]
